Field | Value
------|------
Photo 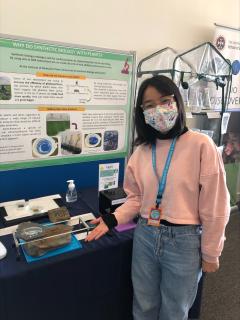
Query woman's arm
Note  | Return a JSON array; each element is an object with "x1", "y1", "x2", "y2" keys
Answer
[{"x1": 199, "y1": 141, "x2": 230, "y2": 270}]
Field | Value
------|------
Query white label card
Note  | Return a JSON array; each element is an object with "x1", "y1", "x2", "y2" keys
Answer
[
  {"x1": 207, "y1": 112, "x2": 221, "y2": 119},
  {"x1": 98, "y1": 163, "x2": 119, "y2": 191}
]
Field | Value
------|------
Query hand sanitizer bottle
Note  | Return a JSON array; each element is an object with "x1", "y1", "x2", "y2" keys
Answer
[{"x1": 66, "y1": 180, "x2": 77, "y2": 203}]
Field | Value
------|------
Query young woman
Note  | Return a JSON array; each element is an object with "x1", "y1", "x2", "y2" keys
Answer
[{"x1": 86, "y1": 75, "x2": 230, "y2": 320}]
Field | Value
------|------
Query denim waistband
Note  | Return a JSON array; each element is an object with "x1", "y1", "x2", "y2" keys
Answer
[{"x1": 138, "y1": 216, "x2": 201, "y2": 233}]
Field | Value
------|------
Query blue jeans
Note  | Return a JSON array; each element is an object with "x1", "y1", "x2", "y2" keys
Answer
[{"x1": 132, "y1": 218, "x2": 202, "y2": 320}]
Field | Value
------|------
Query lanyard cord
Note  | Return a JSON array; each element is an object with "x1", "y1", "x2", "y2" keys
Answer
[{"x1": 152, "y1": 137, "x2": 177, "y2": 208}]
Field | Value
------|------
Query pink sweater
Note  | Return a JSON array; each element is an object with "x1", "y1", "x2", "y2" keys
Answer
[{"x1": 115, "y1": 130, "x2": 230, "y2": 263}]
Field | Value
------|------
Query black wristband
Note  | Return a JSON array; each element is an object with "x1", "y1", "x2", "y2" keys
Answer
[{"x1": 101, "y1": 213, "x2": 118, "y2": 230}]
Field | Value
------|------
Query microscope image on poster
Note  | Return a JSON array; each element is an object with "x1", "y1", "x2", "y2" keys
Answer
[{"x1": 103, "y1": 130, "x2": 118, "y2": 151}]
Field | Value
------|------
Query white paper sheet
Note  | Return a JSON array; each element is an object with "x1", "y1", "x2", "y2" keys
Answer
[{"x1": 2, "y1": 194, "x2": 61, "y2": 221}]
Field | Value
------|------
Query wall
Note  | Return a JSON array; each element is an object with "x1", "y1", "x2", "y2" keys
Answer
[
  {"x1": 0, "y1": 0, "x2": 239, "y2": 202},
  {"x1": 0, "y1": 0, "x2": 239, "y2": 59}
]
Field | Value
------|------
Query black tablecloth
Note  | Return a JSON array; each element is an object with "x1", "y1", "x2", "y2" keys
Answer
[{"x1": 0, "y1": 189, "x2": 202, "y2": 320}]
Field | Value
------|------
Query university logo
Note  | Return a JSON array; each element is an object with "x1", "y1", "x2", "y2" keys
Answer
[{"x1": 215, "y1": 36, "x2": 225, "y2": 50}]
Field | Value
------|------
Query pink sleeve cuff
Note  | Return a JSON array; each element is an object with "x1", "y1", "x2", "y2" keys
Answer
[{"x1": 202, "y1": 254, "x2": 219, "y2": 264}]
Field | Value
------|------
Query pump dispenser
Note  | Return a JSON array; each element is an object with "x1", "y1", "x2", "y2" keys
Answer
[{"x1": 66, "y1": 180, "x2": 77, "y2": 203}]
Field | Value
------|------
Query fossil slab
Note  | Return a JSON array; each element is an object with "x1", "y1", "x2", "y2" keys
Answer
[
  {"x1": 48, "y1": 206, "x2": 70, "y2": 223},
  {"x1": 16, "y1": 222, "x2": 73, "y2": 257}
]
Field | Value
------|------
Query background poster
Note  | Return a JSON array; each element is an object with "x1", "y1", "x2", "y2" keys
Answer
[
  {"x1": 213, "y1": 25, "x2": 240, "y2": 110},
  {"x1": 221, "y1": 112, "x2": 240, "y2": 206},
  {"x1": 0, "y1": 35, "x2": 135, "y2": 170},
  {"x1": 213, "y1": 25, "x2": 240, "y2": 206}
]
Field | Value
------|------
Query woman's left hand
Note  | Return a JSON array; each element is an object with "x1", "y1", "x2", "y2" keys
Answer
[
  {"x1": 85, "y1": 217, "x2": 109, "y2": 242},
  {"x1": 202, "y1": 260, "x2": 219, "y2": 273}
]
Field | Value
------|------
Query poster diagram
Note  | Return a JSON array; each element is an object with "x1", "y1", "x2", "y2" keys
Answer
[
  {"x1": 66, "y1": 81, "x2": 92, "y2": 103},
  {"x1": 0, "y1": 36, "x2": 135, "y2": 169}
]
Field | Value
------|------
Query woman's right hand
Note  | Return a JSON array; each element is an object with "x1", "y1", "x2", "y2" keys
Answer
[
  {"x1": 85, "y1": 217, "x2": 109, "y2": 242},
  {"x1": 202, "y1": 259, "x2": 219, "y2": 273}
]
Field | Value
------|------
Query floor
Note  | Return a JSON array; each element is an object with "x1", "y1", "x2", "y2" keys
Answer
[{"x1": 199, "y1": 210, "x2": 240, "y2": 320}]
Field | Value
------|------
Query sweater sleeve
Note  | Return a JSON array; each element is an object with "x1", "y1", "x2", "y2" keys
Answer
[
  {"x1": 114, "y1": 160, "x2": 142, "y2": 225},
  {"x1": 199, "y1": 140, "x2": 230, "y2": 263}
]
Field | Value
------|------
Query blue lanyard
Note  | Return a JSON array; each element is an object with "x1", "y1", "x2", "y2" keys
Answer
[{"x1": 152, "y1": 137, "x2": 177, "y2": 207}]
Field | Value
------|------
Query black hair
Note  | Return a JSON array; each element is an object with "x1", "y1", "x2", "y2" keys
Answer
[{"x1": 135, "y1": 75, "x2": 187, "y2": 145}]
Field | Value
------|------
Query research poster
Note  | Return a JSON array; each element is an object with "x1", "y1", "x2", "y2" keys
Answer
[
  {"x1": 0, "y1": 35, "x2": 135, "y2": 170},
  {"x1": 213, "y1": 25, "x2": 240, "y2": 110}
]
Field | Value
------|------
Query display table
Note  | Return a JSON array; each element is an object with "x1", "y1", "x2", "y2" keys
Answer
[{"x1": 0, "y1": 189, "x2": 202, "y2": 320}]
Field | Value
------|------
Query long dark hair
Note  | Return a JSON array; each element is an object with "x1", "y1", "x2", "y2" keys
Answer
[{"x1": 135, "y1": 75, "x2": 187, "y2": 145}]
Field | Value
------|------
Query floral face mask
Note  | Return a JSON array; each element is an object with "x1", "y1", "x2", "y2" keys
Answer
[{"x1": 143, "y1": 101, "x2": 178, "y2": 133}]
